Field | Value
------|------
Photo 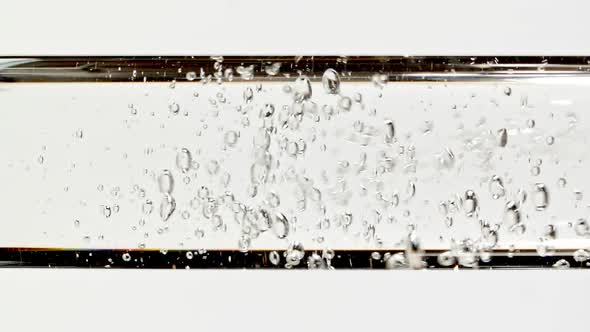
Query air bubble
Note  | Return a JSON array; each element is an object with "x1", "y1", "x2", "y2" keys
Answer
[
  {"x1": 267, "y1": 192, "x2": 280, "y2": 208},
  {"x1": 371, "y1": 73, "x2": 388, "y2": 88},
  {"x1": 160, "y1": 194, "x2": 176, "y2": 221},
  {"x1": 532, "y1": 183, "x2": 549, "y2": 211},
  {"x1": 169, "y1": 102, "x2": 180, "y2": 114},
  {"x1": 489, "y1": 175, "x2": 505, "y2": 199},
  {"x1": 553, "y1": 259, "x2": 570, "y2": 269},
  {"x1": 176, "y1": 148, "x2": 192, "y2": 174},
  {"x1": 307, "y1": 253, "x2": 324, "y2": 269},
  {"x1": 497, "y1": 128, "x2": 508, "y2": 147},
  {"x1": 243, "y1": 87, "x2": 254, "y2": 103},
  {"x1": 285, "y1": 242, "x2": 305, "y2": 268},
  {"x1": 464, "y1": 190, "x2": 478, "y2": 217},
  {"x1": 261, "y1": 104, "x2": 275, "y2": 118},
  {"x1": 338, "y1": 96, "x2": 352, "y2": 111},
  {"x1": 437, "y1": 251, "x2": 456, "y2": 266},
  {"x1": 527, "y1": 119, "x2": 536, "y2": 128},
  {"x1": 264, "y1": 62, "x2": 281, "y2": 76},
  {"x1": 504, "y1": 201, "x2": 521, "y2": 226},
  {"x1": 236, "y1": 65, "x2": 254, "y2": 80},
  {"x1": 186, "y1": 71, "x2": 197, "y2": 81},
  {"x1": 207, "y1": 160, "x2": 220, "y2": 175},
  {"x1": 574, "y1": 249, "x2": 590, "y2": 262},
  {"x1": 293, "y1": 76, "x2": 312, "y2": 102},
  {"x1": 574, "y1": 219, "x2": 590, "y2": 236},
  {"x1": 437, "y1": 148, "x2": 455, "y2": 169},
  {"x1": 142, "y1": 200, "x2": 153, "y2": 215},
  {"x1": 224, "y1": 130, "x2": 239, "y2": 146},
  {"x1": 272, "y1": 213, "x2": 290, "y2": 239},
  {"x1": 322, "y1": 69, "x2": 340, "y2": 94},
  {"x1": 158, "y1": 170, "x2": 174, "y2": 194},
  {"x1": 269, "y1": 251, "x2": 281, "y2": 265},
  {"x1": 384, "y1": 120, "x2": 395, "y2": 143},
  {"x1": 253, "y1": 128, "x2": 271, "y2": 150}
]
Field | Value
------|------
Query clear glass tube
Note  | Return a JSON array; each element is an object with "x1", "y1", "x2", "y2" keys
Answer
[{"x1": 1, "y1": 56, "x2": 589, "y2": 269}]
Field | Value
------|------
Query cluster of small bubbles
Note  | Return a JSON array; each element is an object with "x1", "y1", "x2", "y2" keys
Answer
[{"x1": 76, "y1": 59, "x2": 590, "y2": 269}]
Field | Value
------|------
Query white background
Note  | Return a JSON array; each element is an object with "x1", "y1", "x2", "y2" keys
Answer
[{"x1": 1, "y1": 0, "x2": 590, "y2": 331}]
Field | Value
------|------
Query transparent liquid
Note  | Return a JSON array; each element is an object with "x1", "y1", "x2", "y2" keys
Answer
[{"x1": 1, "y1": 56, "x2": 589, "y2": 268}]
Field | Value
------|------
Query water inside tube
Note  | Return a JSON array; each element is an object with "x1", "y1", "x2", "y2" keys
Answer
[{"x1": 1, "y1": 56, "x2": 590, "y2": 268}]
